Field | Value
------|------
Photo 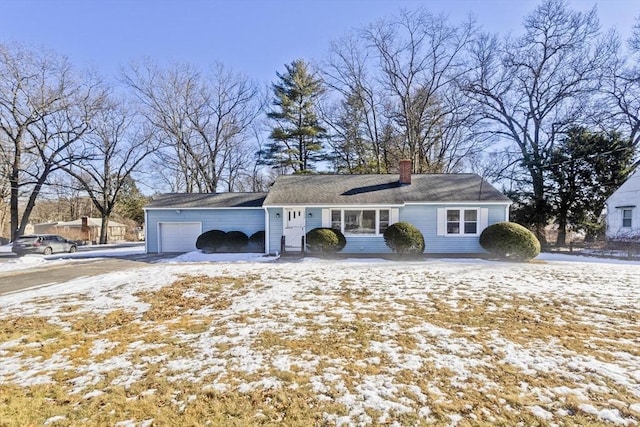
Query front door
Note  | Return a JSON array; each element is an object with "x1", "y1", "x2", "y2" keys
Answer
[{"x1": 283, "y1": 207, "x2": 305, "y2": 251}]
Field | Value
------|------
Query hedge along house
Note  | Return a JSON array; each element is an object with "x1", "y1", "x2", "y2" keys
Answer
[{"x1": 144, "y1": 161, "x2": 512, "y2": 255}]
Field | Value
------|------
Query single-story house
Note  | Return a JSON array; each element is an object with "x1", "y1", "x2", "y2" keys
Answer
[
  {"x1": 144, "y1": 161, "x2": 512, "y2": 255},
  {"x1": 606, "y1": 170, "x2": 639, "y2": 240},
  {"x1": 29, "y1": 217, "x2": 128, "y2": 243}
]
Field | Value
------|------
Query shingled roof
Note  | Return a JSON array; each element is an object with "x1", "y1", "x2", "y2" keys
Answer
[
  {"x1": 263, "y1": 174, "x2": 510, "y2": 206},
  {"x1": 146, "y1": 193, "x2": 267, "y2": 209}
]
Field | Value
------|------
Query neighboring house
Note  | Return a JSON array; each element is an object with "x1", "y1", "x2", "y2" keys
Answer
[
  {"x1": 606, "y1": 171, "x2": 640, "y2": 240},
  {"x1": 144, "y1": 161, "x2": 512, "y2": 255},
  {"x1": 31, "y1": 217, "x2": 128, "y2": 243}
]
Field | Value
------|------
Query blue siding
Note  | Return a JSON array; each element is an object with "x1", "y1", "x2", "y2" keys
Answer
[
  {"x1": 342, "y1": 236, "x2": 391, "y2": 253},
  {"x1": 155, "y1": 204, "x2": 509, "y2": 255},
  {"x1": 146, "y1": 209, "x2": 265, "y2": 253},
  {"x1": 400, "y1": 204, "x2": 507, "y2": 254},
  {"x1": 266, "y1": 204, "x2": 507, "y2": 255},
  {"x1": 267, "y1": 207, "x2": 324, "y2": 254},
  {"x1": 267, "y1": 208, "x2": 283, "y2": 254},
  {"x1": 305, "y1": 208, "x2": 323, "y2": 230}
]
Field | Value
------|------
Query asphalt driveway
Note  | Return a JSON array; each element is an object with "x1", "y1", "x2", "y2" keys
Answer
[{"x1": 0, "y1": 245, "x2": 175, "y2": 295}]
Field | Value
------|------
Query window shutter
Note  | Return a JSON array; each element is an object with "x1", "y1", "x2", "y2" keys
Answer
[
  {"x1": 322, "y1": 209, "x2": 330, "y2": 227},
  {"x1": 390, "y1": 209, "x2": 399, "y2": 224},
  {"x1": 437, "y1": 208, "x2": 446, "y2": 236},
  {"x1": 479, "y1": 208, "x2": 489, "y2": 231}
]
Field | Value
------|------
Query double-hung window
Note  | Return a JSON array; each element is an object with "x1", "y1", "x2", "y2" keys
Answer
[
  {"x1": 622, "y1": 209, "x2": 633, "y2": 228},
  {"x1": 330, "y1": 209, "x2": 390, "y2": 235},
  {"x1": 446, "y1": 209, "x2": 478, "y2": 235}
]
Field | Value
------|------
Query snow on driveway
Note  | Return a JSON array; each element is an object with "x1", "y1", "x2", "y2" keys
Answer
[{"x1": 0, "y1": 252, "x2": 638, "y2": 425}]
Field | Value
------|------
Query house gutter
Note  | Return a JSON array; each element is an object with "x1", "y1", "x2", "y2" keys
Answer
[
  {"x1": 143, "y1": 208, "x2": 149, "y2": 254},
  {"x1": 263, "y1": 206, "x2": 270, "y2": 255}
]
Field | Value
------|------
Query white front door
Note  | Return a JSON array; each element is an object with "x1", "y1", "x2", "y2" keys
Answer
[{"x1": 283, "y1": 207, "x2": 305, "y2": 250}]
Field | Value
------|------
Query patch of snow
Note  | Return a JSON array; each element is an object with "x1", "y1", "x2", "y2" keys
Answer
[
  {"x1": 83, "y1": 390, "x2": 104, "y2": 400},
  {"x1": 44, "y1": 415, "x2": 67, "y2": 425},
  {"x1": 448, "y1": 413, "x2": 463, "y2": 426},
  {"x1": 90, "y1": 339, "x2": 119, "y2": 356},
  {"x1": 536, "y1": 252, "x2": 640, "y2": 265},
  {"x1": 163, "y1": 251, "x2": 277, "y2": 263},
  {"x1": 530, "y1": 405, "x2": 554, "y2": 420},
  {"x1": 579, "y1": 404, "x2": 637, "y2": 426}
]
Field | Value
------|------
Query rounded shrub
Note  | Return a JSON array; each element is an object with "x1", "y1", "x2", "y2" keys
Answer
[
  {"x1": 225, "y1": 231, "x2": 249, "y2": 251},
  {"x1": 196, "y1": 230, "x2": 226, "y2": 253},
  {"x1": 305, "y1": 227, "x2": 346, "y2": 254},
  {"x1": 383, "y1": 222, "x2": 425, "y2": 254},
  {"x1": 479, "y1": 221, "x2": 541, "y2": 261},
  {"x1": 249, "y1": 230, "x2": 265, "y2": 252}
]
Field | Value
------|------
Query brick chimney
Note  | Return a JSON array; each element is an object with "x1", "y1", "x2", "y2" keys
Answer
[{"x1": 399, "y1": 159, "x2": 412, "y2": 185}]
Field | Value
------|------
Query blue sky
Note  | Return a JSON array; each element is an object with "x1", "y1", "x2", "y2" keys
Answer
[{"x1": 1, "y1": 0, "x2": 638, "y2": 84}]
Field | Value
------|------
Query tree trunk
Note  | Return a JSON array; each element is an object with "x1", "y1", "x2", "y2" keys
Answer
[
  {"x1": 531, "y1": 168, "x2": 548, "y2": 246},
  {"x1": 17, "y1": 174, "x2": 50, "y2": 238},
  {"x1": 10, "y1": 148, "x2": 20, "y2": 241},
  {"x1": 100, "y1": 215, "x2": 109, "y2": 245},
  {"x1": 556, "y1": 204, "x2": 568, "y2": 247},
  {"x1": 10, "y1": 176, "x2": 18, "y2": 241}
]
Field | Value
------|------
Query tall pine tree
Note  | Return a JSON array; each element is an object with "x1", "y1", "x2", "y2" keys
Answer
[{"x1": 262, "y1": 60, "x2": 326, "y2": 173}]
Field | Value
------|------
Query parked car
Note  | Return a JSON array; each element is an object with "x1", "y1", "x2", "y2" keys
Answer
[{"x1": 12, "y1": 234, "x2": 77, "y2": 256}]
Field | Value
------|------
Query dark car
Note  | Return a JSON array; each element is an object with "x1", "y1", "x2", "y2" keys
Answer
[{"x1": 12, "y1": 234, "x2": 77, "y2": 256}]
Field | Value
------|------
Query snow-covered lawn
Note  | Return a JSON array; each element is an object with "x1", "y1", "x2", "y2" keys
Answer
[{"x1": 0, "y1": 253, "x2": 638, "y2": 426}]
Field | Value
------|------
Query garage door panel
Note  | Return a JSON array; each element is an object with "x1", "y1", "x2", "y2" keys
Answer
[{"x1": 159, "y1": 222, "x2": 201, "y2": 253}]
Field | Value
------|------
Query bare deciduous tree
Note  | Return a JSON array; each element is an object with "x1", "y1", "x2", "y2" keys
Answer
[
  {"x1": 324, "y1": 9, "x2": 481, "y2": 174},
  {"x1": 368, "y1": 10, "x2": 480, "y2": 173},
  {"x1": 0, "y1": 138, "x2": 10, "y2": 237},
  {"x1": 124, "y1": 60, "x2": 262, "y2": 193},
  {"x1": 324, "y1": 34, "x2": 391, "y2": 173},
  {"x1": 605, "y1": 15, "x2": 640, "y2": 155},
  {"x1": 0, "y1": 42, "x2": 106, "y2": 240},
  {"x1": 63, "y1": 100, "x2": 155, "y2": 244},
  {"x1": 462, "y1": 0, "x2": 615, "y2": 240}
]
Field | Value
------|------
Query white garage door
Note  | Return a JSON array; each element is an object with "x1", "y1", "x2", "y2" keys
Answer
[{"x1": 159, "y1": 222, "x2": 201, "y2": 253}]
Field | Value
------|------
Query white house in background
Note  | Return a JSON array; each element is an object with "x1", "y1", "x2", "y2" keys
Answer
[{"x1": 606, "y1": 171, "x2": 640, "y2": 239}]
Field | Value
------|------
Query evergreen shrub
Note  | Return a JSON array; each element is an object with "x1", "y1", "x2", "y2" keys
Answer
[
  {"x1": 196, "y1": 230, "x2": 226, "y2": 253},
  {"x1": 479, "y1": 221, "x2": 541, "y2": 261},
  {"x1": 305, "y1": 227, "x2": 346, "y2": 253},
  {"x1": 225, "y1": 231, "x2": 249, "y2": 251},
  {"x1": 383, "y1": 222, "x2": 425, "y2": 254},
  {"x1": 249, "y1": 230, "x2": 265, "y2": 252}
]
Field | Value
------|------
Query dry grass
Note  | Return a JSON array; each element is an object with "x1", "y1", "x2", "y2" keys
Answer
[{"x1": 0, "y1": 261, "x2": 638, "y2": 426}]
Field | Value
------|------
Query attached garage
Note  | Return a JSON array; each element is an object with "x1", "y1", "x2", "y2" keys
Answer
[
  {"x1": 158, "y1": 222, "x2": 201, "y2": 253},
  {"x1": 144, "y1": 193, "x2": 267, "y2": 254}
]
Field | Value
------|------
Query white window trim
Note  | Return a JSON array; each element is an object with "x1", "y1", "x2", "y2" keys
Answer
[
  {"x1": 323, "y1": 208, "x2": 396, "y2": 237},
  {"x1": 437, "y1": 207, "x2": 489, "y2": 237}
]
